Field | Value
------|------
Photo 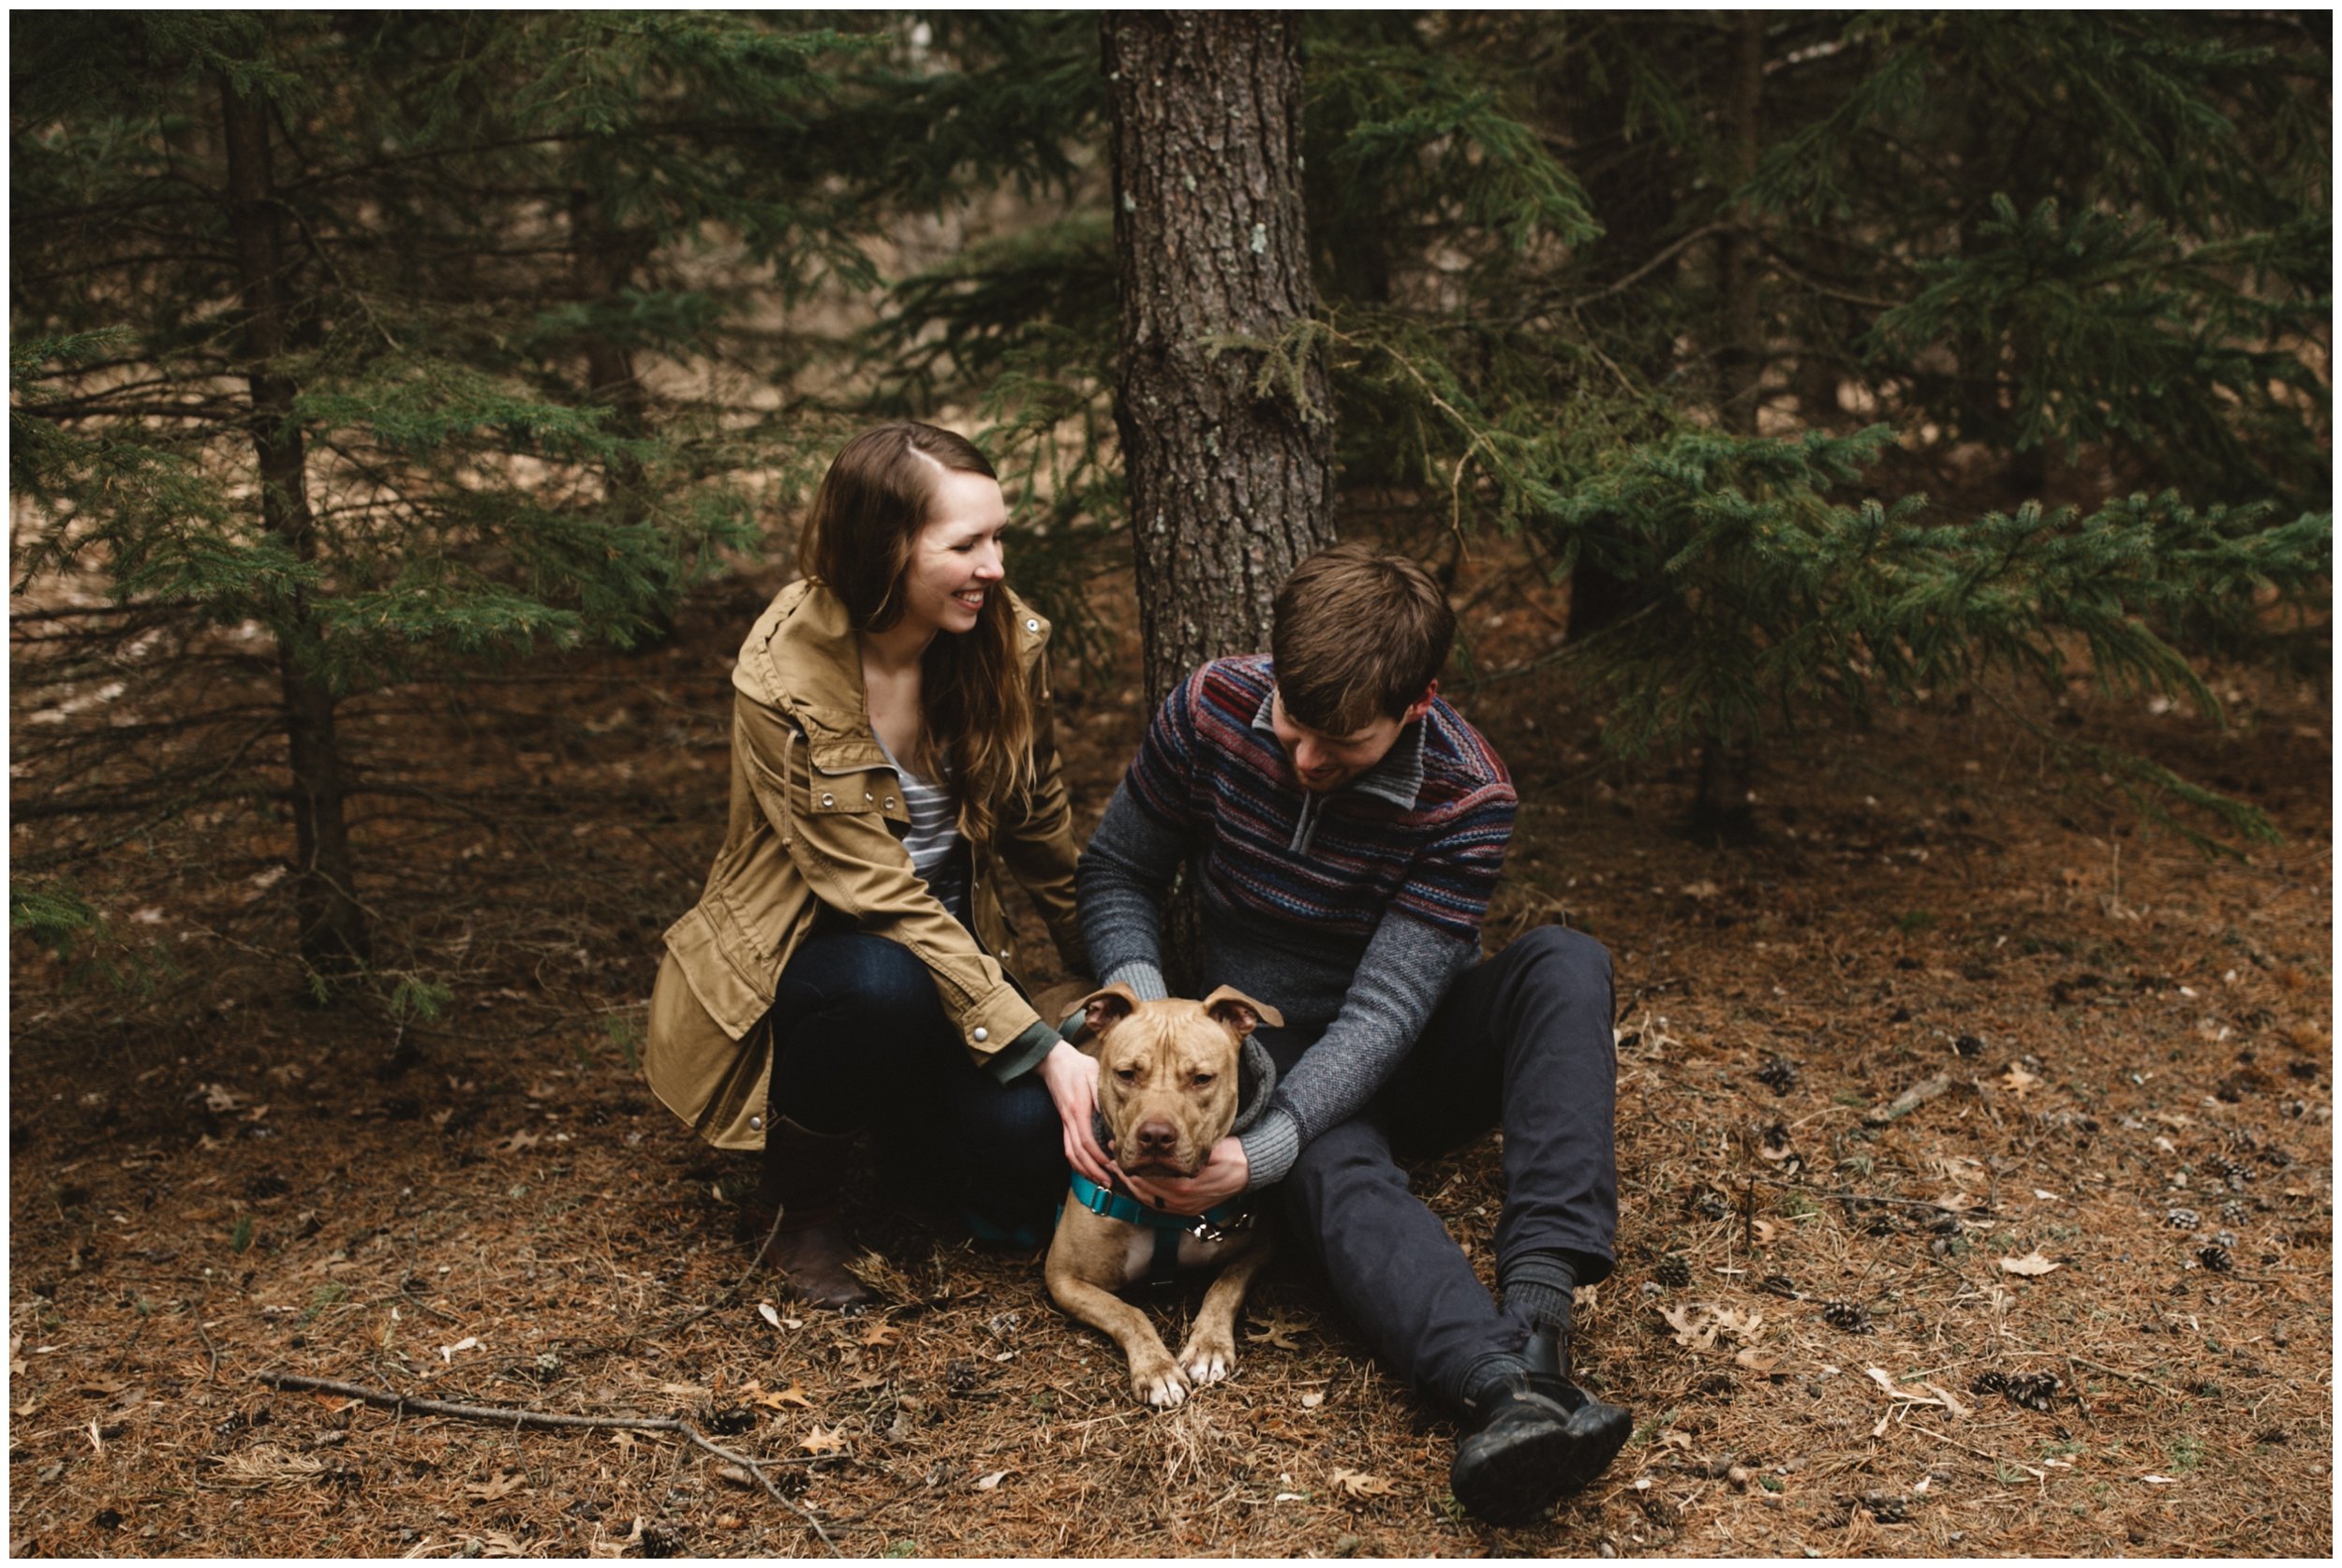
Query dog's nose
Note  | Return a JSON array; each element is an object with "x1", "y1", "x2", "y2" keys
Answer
[{"x1": 1134, "y1": 1119, "x2": 1178, "y2": 1156}]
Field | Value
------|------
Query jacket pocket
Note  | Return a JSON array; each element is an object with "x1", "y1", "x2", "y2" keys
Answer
[
  {"x1": 663, "y1": 902, "x2": 777, "y2": 1040},
  {"x1": 693, "y1": 1012, "x2": 773, "y2": 1143}
]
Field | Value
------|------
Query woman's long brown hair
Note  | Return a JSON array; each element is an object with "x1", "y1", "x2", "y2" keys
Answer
[{"x1": 796, "y1": 422, "x2": 1035, "y2": 843}]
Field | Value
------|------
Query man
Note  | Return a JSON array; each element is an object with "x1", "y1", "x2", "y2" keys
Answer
[{"x1": 1077, "y1": 542, "x2": 1630, "y2": 1525}]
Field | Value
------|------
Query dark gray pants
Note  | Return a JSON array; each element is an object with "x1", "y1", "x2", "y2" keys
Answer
[{"x1": 1257, "y1": 925, "x2": 1619, "y2": 1411}]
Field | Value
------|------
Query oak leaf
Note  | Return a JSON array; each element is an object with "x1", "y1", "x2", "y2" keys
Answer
[{"x1": 1244, "y1": 1312, "x2": 1311, "y2": 1351}]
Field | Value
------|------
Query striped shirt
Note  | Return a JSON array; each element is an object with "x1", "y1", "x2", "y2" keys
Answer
[
  {"x1": 1077, "y1": 655, "x2": 1517, "y2": 1187},
  {"x1": 876, "y1": 732, "x2": 968, "y2": 918},
  {"x1": 1123, "y1": 655, "x2": 1515, "y2": 942}
]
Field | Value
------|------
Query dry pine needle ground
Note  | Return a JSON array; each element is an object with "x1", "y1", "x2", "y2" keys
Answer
[{"x1": 9, "y1": 555, "x2": 2332, "y2": 1558}]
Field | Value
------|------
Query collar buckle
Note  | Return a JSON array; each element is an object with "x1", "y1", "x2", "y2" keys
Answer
[{"x1": 1184, "y1": 1206, "x2": 1253, "y2": 1245}]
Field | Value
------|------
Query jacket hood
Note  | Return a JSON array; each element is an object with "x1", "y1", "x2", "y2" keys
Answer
[{"x1": 733, "y1": 578, "x2": 1052, "y2": 777}]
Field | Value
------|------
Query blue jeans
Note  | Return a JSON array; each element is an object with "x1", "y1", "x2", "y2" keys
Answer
[
  {"x1": 1257, "y1": 925, "x2": 1619, "y2": 1410},
  {"x1": 762, "y1": 930, "x2": 1065, "y2": 1239}
]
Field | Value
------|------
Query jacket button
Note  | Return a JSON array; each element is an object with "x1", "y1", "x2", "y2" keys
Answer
[
  {"x1": 972, "y1": 1027, "x2": 989, "y2": 1043},
  {"x1": 820, "y1": 792, "x2": 834, "y2": 807},
  {"x1": 865, "y1": 790, "x2": 873, "y2": 802},
  {"x1": 749, "y1": 1116, "x2": 763, "y2": 1132},
  {"x1": 1025, "y1": 618, "x2": 1039, "y2": 632},
  {"x1": 884, "y1": 798, "x2": 897, "y2": 810}
]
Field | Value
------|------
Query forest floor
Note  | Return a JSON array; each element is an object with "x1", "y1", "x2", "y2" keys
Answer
[{"x1": 8, "y1": 540, "x2": 2333, "y2": 1560}]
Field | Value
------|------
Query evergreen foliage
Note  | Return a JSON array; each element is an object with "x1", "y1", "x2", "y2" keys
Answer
[
  {"x1": 9, "y1": 10, "x2": 893, "y2": 983},
  {"x1": 865, "y1": 8, "x2": 2327, "y2": 847},
  {"x1": 9, "y1": 4, "x2": 2330, "y2": 1010},
  {"x1": 1545, "y1": 424, "x2": 2322, "y2": 840}
]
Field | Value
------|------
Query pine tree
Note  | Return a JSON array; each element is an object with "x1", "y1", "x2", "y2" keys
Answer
[
  {"x1": 10, "y1": 11, "x2": 884, "y2": 986},
  {"x1": 1102, "y1": 11, "x2": 1335, "y2": 709},
  {"x1": 785, "y1": 11, "x2": 2330, "y2": 847}
]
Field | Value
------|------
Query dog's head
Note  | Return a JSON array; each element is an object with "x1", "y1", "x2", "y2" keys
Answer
[{"x1": 1079, "y1": 984, "x2": 1283, "y2": 1179}]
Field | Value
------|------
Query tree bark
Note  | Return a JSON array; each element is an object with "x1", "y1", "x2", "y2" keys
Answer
[
  {"x1": 218, "y1": 74, "x2": 370, "y2": 974},
  {"x1": 1560, "y1": 18, "x2": 1682, "y2": 643},
  {"x1": 1715, "y1": 10, "x2": 1767, "y2": 438},
  {"x1": 1698, "y1": 13, "x2": 1767, "y2": 841},
  {"x1": 567, "y1": 182, "x2": 674, "y2": 647},
  {"x1": 1102, "y1": 11, "x2": 1336, "y2": 714}
]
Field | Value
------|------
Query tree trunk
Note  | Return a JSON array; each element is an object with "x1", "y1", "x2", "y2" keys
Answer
[
  {"x1": 1560, "y1": 19, "x2": 1681, "y2": 643},
  {"x1": 1699, "y1": 13, "x2": 1767, "y2": 842},
  {"x1": 1102, "y1": 11, "x2": 1336, "y2": 715},
  {"x1": 219, "y1": 74, "x2": 370, "y2": 975},
  {"x1": 1715, "y1": 10, "x2": 1767, "y2": 438},
  {"x1": 567, "y1": 182, "x2": 674, "y2": 647}
]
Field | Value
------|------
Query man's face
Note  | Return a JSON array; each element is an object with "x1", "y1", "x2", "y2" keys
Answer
[{"x1": 1269, "y1": 686, "x2": 1433, "y2": 793}]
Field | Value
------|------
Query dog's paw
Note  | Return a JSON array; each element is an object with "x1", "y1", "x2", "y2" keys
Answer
[
  {"x1": 1177, "y1": 1336, "x2": 1237, "y2": 1387},
  {"x1": 1131, "y1": 1354, "x2": 1190, "y2": 1409}
]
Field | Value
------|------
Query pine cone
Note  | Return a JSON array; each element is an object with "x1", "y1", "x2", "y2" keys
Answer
[
  {"x1": 2166, "y1": 1206, "x2": 2201, "y2": 1230},
  {"x1": 1655, "y1": 1254, "x2": 1692, "y2": 1289},
  {"x1": 1761, "y1": 1273, "x2": 1800, "y2": 1298},
  {"x1": 1687, "y1": 1188, "x2": 1729, "y2": 1221},
  {"x1": 2221, "y1": 1199, "x2": 2248, "y2": 1228},
  {"x1": 1820, "y1": 1300, "x2": 1870, "y2": 1332},
  {"x1": 2007, "y1": 1371, "x2": 2061, "y2": 1411},
  {"x1": 2198, "y1": 1243, "x2": 2233, "y2": 1273},
  {"x1": 1850, "y1": 1490, "x2": 1910, "y2": 1525},
  {"x1": 1968, "y1": 1369, "x2": 2009, "y2": 1398},
  {"x1": 1756, "y1": 1058, "x2": 1801, "y2": 1094}
]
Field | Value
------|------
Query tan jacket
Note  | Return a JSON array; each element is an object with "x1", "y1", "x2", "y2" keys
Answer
[{"x1": 645, "y1": 579, "x2": 1088, "y2": 1150}]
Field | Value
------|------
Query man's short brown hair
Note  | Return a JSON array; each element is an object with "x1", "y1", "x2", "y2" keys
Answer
[{"x1": 1270, "y1": 542, "x2": 1455, "y2": 732}]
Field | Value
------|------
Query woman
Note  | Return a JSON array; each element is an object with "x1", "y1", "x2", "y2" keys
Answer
[{"x1": 645, "y1": 423, "x2": 1111, "y2": 1309}]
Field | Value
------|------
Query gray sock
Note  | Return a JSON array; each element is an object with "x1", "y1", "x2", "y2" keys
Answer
[
  {"x1": 1500, "y1": 1250, "x2": 1579, "y2": 1339},
  {"x1": 1458, "y1": 1350, "x2": 1532, "y2": 1413}
]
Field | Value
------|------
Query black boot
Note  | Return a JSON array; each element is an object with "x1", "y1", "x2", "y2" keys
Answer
[
  {"x1": 738, "y1": 1117, "x2": 870, "y2": 1310},
  {"x1": 1449, "y1": 1324, "x2": 1631, "y2": 1526}
]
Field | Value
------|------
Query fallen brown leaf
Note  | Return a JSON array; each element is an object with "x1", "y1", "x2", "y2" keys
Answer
[
  {"x1": 463, "y1": 1470, "x2": 526, "y2": 1501},
  {"x1": 1331, "y1": 1468, "x2": 1396, "y2": 1499},
  {"x1": 1245, "y1": 1311, "x2": 1311, "y2": 1352}
]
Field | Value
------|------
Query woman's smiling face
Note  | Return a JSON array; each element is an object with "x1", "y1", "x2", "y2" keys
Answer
[{"x1": 897, "y1": 466, "x2": 1008, "y2": 638}]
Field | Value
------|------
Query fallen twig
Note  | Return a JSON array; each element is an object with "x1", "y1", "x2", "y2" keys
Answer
[
  {"x1": 1906, "y1": 1422, "x2": 2043, "y2": 1479},
  {"x1": 191, "y1": 1307, "x2": 222, "y2": 1384},
  {"x1": 1864, "y1": 1073, "x2": 1952, "y2": 1126},
  {"x1": 2060, "y1": 1354, "x2": 2176, "y2": 1397},
  {"x1": 256, "y1": 1371, "x2": 839, "y2": 1554},
  {"x1": 1750, "y1": 1174, "x2": 1990, "y2": 1216}
]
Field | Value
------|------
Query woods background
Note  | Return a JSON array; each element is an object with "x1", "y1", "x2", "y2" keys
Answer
[{"x1": 9, "y1": 10, "x2": 2333, "y2": 1560}]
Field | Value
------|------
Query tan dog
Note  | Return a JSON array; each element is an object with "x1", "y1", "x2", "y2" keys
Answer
[{"x1": 1045, "y1": 984, "x2": 1282, "y2": 1407}]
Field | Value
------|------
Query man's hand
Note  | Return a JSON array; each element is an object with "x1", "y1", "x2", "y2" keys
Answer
[
  {"x1": 1035, "y1": 1040, "x2": 1113, "y2": 1188},
  {"x1": 1119, "y1": 1135, "x2": 1249, "y2": 1217}
]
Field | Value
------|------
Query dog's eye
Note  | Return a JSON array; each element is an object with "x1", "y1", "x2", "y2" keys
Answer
[
  {"x1": 1191, "y1": 1072, "x2": 1216, "y2": 1087},
  {"x1": 1114, "y1": 1067, "x2": 1137, "y2": 1083}
]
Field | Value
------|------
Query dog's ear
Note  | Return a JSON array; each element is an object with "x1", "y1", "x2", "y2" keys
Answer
[
  {"x1": 1201, "y1": 985, "x2": 1283, "y2": 1038},
  {"x1": 1077, "y1": 983, "x2": 1141, "y2": 1034}
]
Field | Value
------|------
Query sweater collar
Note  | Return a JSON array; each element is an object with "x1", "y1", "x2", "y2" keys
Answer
[{"x1": 1250, "y1": 688, "x2": 1428, "y2": 811}]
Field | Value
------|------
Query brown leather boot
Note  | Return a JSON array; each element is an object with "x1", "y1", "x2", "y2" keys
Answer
[{"x1": 738, "y1": 1117, "x2": 871, "y2": 1310}]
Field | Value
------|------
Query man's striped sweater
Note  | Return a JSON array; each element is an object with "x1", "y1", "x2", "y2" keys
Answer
[{"x1": 1077, "y1": 655, "x2": 1518, "y2": 1187}]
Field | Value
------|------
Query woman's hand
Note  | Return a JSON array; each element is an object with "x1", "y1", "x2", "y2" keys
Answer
[
  {"x1": 1035, "y1": 1040, "x2": 1114, "y2": 1188},
  {"x1": 1119, "y1": 1135, "x2": 1250, "y2": 1217}
]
